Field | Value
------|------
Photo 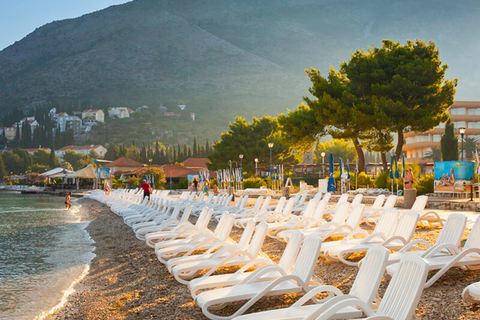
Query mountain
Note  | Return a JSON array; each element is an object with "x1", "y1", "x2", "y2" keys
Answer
[{"x1": 1, "y1": 0, "x2": 480, "y2": 135}]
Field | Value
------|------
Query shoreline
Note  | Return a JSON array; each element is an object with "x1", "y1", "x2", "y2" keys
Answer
[{"x1": 50, "y1": 197, "x2": 480, "y2": 319}]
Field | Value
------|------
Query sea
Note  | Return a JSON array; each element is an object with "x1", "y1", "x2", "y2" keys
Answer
[{"x1": 0, "y1": 192, "x2": 95, "y2": 320}]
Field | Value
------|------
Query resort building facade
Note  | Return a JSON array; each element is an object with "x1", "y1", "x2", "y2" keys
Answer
[{"x1": 403, "y1": 101, "x2": 480, "y2": 163}]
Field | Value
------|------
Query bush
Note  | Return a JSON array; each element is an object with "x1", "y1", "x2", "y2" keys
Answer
[
  {"x1": 176, "y1": 178, "x2": 189, "y2": 189},
  {"x1": 127, "y1": 177, "x2": 139, "y2": 188},
  {"x1": 113, "y1": 178, "x2": 126, "y2": 189},
  {"x1": 243, "y1": 177, "x2": 267, "y2": 189},
  {"x1": 416, "y1": 174, "x2": 434, "y2": 195},
  {"x1": 374, "y1": 172, "x2": 391, "y2": 189}
]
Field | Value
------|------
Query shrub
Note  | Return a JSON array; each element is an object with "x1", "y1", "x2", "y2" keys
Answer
[
  {"x1": 243, "y1": 177, "x2": 267, "y2": 189},
  {"x1": 176, "y1": 178, "x2": 189, "y2": 189},
  {"x1": 127, "y1": 177, "x2": 139, "y2": 188},
  {"x1": 374, "y1": 172, "x2": 391, "y2": 189},
  {"x1": 416, "y1": 174, "x2": 434, "y2": 195}
]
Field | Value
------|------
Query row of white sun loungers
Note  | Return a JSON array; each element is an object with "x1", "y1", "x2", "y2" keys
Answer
[{"x1": 85, "y1": 188, "x2": 480, "y2": 319}]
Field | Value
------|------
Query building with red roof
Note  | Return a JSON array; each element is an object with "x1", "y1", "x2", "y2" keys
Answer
[{"x1": 104, "y1": 157, "x2": 144, "y2": 173}]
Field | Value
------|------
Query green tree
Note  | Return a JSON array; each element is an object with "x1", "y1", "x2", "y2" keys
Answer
[
  {"x1": 193, "y1": 137, "x2": 198, "y2": 158},
  {"x1": 63, "y1": 150, "x2": 86, "y2": 170},
  {"x1": 104, "y1": 143, "x2": 119, "y2": 160},
  {"x1": 33, "y1": 149, "x2": 51, "y2": 166},
  {"x1": 464, "y1": 137, "x2": 477, "y2": 160},
  {"x1": 422, "y1": 147, "x2": 442, "y2": 162},
  {"x1": 208, "y1": 116, "x2": 297, "y2": 173},
  {"x1": 441, "y1": 119, "x2": 458, "y2": 161},
  {"x1": 279, "y1": 39, "x2": 456, "y2": 172},
  {"x1": 61, "y1": 161, "x2": 74, "y2": 171},
  {"x1": 314, "y1": 139, "x2": 357, "y2": 164},
  {"x1": 0, "y1": 152, "x2": 6, "y2": 181},
  {"x1": 48, "y1": 146, "x2": 61, "y2": 169}
]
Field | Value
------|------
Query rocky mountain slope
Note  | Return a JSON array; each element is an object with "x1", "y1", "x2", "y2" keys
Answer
[{"x1": 1, "y1": 0, "x2": 479, "y2": 125}]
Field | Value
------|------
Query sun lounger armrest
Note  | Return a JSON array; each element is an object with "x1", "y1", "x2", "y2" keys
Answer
[
  {"x1": 292, "y1": 285, "x2": 345, "y2": 307},
  {"x1": 181, "y1": 237, "x2": 224, "y2": 256},
  {"x1": 240, "y1": 265, "x2": 288, "y2": 284},
  {"x1": 364, "y1": 316, "x2": 394, "y2": 320},
  {"x1": 421, "y1": 243, "x2": 461, "y2": 258},
  {"x1": 398, "y1": 239, "x2": 432, "y2": 253},
  {"x1": 201, "y1": 250, "x2": 255, "y2": 277},
  {"x1": 236, "y1": 258, "x2": 273, "y2": 273},
  {"x1": 381, "y1": 236, "x2": 408, "y2": 246},
  {"x1": 343, "y1": 229, "x2": 370, "y2": 241},
  {"x1": 185, "y1": 231, "x2": 215, "y2": 244},
  {"x1": 315, "y1": 221, "x2": 339, "y2": 231},
  {"x1": 303, "y1": 296, "x2": 376, "y2": 320}
]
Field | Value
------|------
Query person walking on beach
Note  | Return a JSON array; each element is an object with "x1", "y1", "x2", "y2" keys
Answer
[
  {"x1": 65, "y1": 192, "x2": 73, "y2": 210},
  {"x1": 192, "y1": 177, "x2": 199, "y2": 195},
  {"x1": 136, "y1": 179, "x2": 152, "y2": 200}
]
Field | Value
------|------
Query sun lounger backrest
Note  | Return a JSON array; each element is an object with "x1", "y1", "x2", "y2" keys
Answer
[
  {"x1": 377, "y1": 254, "x2": 429, "y2": 320},
  {"x1": 188, "y1": 192, "x2": 196, "y2": 201},
  {"x1": 213, "y1": 212, "x2": 230, "y2": 238},
  {"x1": 312, "y1": 192, "x2": 323, "y2": 203},
  {"x1": 436, "y1": 214, "x2": 467, "y2": 246},
  {"x1": 383, "y1": 195, "x2": 397, "y2": 209},
  {"x1": 345, "y1": 204, "x2": 365, "y2": 229},
  {"x1": 251, "y1": 196, "x2": 264, "y2": 212},
  {"x1": 411, "y1": 195, "x2": 428, "y2": 212},
  {"x1": 371, "y1": 194, "x2": 385, "y2": 210},
  {"x1": 465, "y1": 216, "x2": 480, "y2": 250},
  {"x1": 350, "y1": 246, "x2": 389, "y2": 304},
  {"x1": 214, "y1": 213, "x2": 235, "y2": 242},
  {"x1": 237, "y1": 220, "x2": 256, "y2": 251},
  {"x1": 180, "y1": 205, "x2": 193, "y2": 223},
  {"x1": 195, "y1": 207, "x2": 211, "y2": 228},
  {"x1": 290, "y1": 234, "x2": 322, "y2": 283},
  {"x1": 273, "y1": 197, "x2": 286, "y2": 213},
  {"x1": 337, "y1": 194, "x2": 349, "y2": 204},
  {"x1": 331, "y1": 202, "x2": 351, "y2": 225},
  {"x1": 277, "y1": 231, "x2": 303, "y2": 272},
  {"x1": 234, "y1": 196, "x2": 244, "y2": 208},
  {"x1": 374, "y1": 209, "x2": 400, "y2": 237},
  {"x1": 297, "y1": 193, "x2": 308, "y2": 206},
  {"x1": 281, "y1": 198, "x2": 296, "y2": 218},
  {"x1": 301, "y1": 199, "x2": 318, "y2": 219},
  {"x1": 293, "y1": 193, "x2": 301, "y2": 204},
  {"x1": 312, "y1": 201, "x2": 327, "y2": 221},
  {"x1": 351, "y1": 194, "x2": 363, "y2": 207},
  {"x1": 203, "y1": 194, "x2": 214, "y2": 205},
  {"x1": 239, "y1": 195, "x2": 249, "y2": 209},
  {"x1": 169, "y1": 204, "x2": 183, "y2": 220},
  {"x1": 259, "y1": 196, "x2": 271, "y2": 212},
  {"x1": 392, "y1": 211, "x2": 419, "y2": 241},
  {"x1": 196, "y1": 193, "x2": 205, "y2": 203},
  {"x1": 320, "y1": 192, "x2": 331, "y2": 203},
  {"x1": 247, "y1": 222, "x2": 269, "y2": 257}
]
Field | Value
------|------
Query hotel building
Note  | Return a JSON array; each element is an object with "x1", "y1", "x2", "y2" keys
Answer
[{"x1": 403, "y1": 101, "x2": 480, "y2": 163}]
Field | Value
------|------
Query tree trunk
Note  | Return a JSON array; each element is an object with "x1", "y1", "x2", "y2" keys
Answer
[
  {"x1": 352, "y1": 139, "x2": 365, "y2": 173},
  {"x1": 381, "y1": 153, "x2": 388, "y2": 172},
  {"x1": 396, "y1": 130, "x2": 404, "y2": 159}
]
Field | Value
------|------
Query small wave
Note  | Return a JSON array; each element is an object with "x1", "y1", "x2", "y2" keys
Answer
[{"x1": 34, "y1": 264, "x2": 91, "y2": 320}]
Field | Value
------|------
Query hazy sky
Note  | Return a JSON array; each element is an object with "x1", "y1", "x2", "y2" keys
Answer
[{"x1": 0, "y1": 0, "x2": 131, "y2": 50}]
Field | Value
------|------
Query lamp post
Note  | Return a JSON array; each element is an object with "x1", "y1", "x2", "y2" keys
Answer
[
  {"x1": 255, "y1": 158, "x2": 258, "y2": 176},
  {"x1": 321, "y1": 152, "x2": 326, "y2": 178},
  {"x1": 268, "y1": 142, "x2": 274, "y2": 176},
  {"x1": 459, "y1": 127, "x2": 466, "y2": 161},
  {"x1": 239, "y1": 154, "x2": 243, "y2": 168}
]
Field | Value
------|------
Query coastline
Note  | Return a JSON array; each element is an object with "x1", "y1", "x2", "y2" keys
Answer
[{"x1": 49, "y1": 197, "x2": 480, "y2": 319}]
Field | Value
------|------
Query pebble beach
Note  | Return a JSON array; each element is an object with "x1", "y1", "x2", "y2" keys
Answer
[{"x1": 50, "y1": 197, "x2": 480, "y2": 319}]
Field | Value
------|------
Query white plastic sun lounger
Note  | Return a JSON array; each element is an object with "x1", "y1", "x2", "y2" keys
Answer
[
  {"x1": 385, "y1": 213, "x2": 466, "y2": 265},
  {"x1": 188, "y1": 230, "x2": 304, "y2": 299},
  {"x1": 386, "y1": 215, "x2": 480, "y2": 288},
  {"x1": 325, "y1": 211, "x2": 419, "y2": 266},
  {"x1": 195, "y1": 234, "x2": 323, "y2": 320},
  {"x1": 364, "y1": 195, "x2": 398, "y2": 225},
  {"x1": 171, "y1": 222, "x2": 270, "y2": 285},
  {"x1": 304, "y1": 254, "x2": 429, "y2": 320},
  {"x1": 231, "y1": 246, "x2": 390, "y2": 320},
  {"x1": 463, "y1": 281, "x2": 480, "y2": 303}
]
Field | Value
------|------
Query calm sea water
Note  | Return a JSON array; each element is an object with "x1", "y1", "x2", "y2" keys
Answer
[{"x1": 0, "y1": 192, "x2": 94, "y2": 320}]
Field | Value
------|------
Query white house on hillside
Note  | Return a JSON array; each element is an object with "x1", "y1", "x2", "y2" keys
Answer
[
  {"x1": 55, "y1": 145, "x2": 107, "y2": 159},
  {"x1": 108, "y1": 107, "x2": 132, "y2": 119},
  {"x1": 82, "y1": 109, "x2": 105, "y2": 124}
]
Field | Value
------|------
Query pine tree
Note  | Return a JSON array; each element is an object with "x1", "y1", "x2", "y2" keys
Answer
[
  {"x1": 441, "y1": 119, "x2": 459, "y2": 161},
  {"x1": 0, "y1": 152, "x2": 6, "y2": 181},
  {"x1": 49, "y1": 145, "x2": 57, "y2": 169},
  {"x1": 193, "y1": 137, "x2": 198, "y2": 158},
  {"x1": 140, "y1": 142, "x2": 148, "y2": 164}
]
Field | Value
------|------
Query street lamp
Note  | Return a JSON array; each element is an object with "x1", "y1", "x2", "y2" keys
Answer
[
  {"x1": 239, "y1": 154, "x2": 244, "y2": 168},
  {"x1": 459, "y1": 127, "x2": 466, "y2": 161},
  {"x1": 321, "y1": 152, "x2": 326, "y2": 178},
  {"x1": 254, "y1": 158, "x2": 258, "y2": 176},
  {"x1": 148, "y1": 158, "x2": 153, "y2": 165},
  {"x1": 268, "y1": 142, "x2": 274, "y2": 176}
]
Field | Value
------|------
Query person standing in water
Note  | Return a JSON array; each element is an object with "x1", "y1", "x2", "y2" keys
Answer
[{"x1": 65, "y1": 192, "x2": 73, "y2": 209}]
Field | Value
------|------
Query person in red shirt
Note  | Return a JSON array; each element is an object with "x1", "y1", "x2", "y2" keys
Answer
[{"x1": 136, "y1": 179, "x2": 152, "y2": 199}]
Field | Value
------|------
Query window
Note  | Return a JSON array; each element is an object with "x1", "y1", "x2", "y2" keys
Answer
[
  {"x1": 467, "y1": 108, "x2": 480, "y2": 115},
  {"x1": 405, "y1": 137, "x2": 415, "y2": 144},
  {"x1": 468, "y1": 122, "x2": 480, "y2": 129},
  {"x1": 416, "y1": 135, "x2": 430, "y2": 142},
  {"x1": 432, "y1": 135, "x2": 441, "y2": 142},
  {"x1": 454, "y1": 121, "x2": 466, "y2": 128},
  {"x1": 450, "y1": 108, "x2": 466, "y2": 115}
]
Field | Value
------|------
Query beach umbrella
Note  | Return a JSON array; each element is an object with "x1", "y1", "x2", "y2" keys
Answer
[
  {"x1": 346, "y1": 159, "x2": 351, "y2": 180},
  {"x1": 402, "y1": 154, "x2": 406, "y2": 179},
  {"x1": 389, "y1": 155, "x2": 394, "y2": 180},
  {"x1": 394, "y1": 155, "x2": 400, "y2": 179},
  {"x1": 327, "y1": 153, "x2": 336, "y2": 192}
]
